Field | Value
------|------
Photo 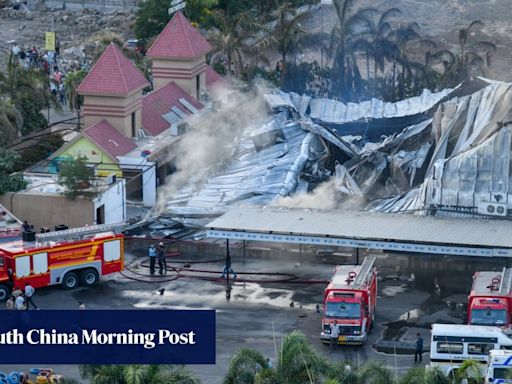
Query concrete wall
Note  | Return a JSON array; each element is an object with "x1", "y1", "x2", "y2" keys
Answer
[
  {"x1": 93, "y1": 180, "x2": 126, "y2": 224},
  {"x1": 82, "y1": 90, "x2": 144, "y2": 138},
  {"x1": 0, "y1": 192, "x2": 94, "y2": 231}
]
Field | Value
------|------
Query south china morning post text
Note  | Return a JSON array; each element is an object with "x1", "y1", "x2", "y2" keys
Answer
[
  {"x1": 0, "y1": 310, "x2": 216, "y2": 364},
  {"x1": 0, "y1": 328, "x2": 197, "y2": 350}
]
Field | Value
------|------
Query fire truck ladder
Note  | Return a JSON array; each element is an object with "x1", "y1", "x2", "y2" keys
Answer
[
  {"x1": 352, "y1": 255, "x2": 377, "y2": 288},
  {"x1": 36, "y1": 222, "x2": 126, "y2": 242},
  {"x1": 499, "y1": 267, "x2": 512, "y2": 295}
]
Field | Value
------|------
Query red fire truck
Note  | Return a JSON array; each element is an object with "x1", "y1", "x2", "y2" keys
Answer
[
  {"x1": 321, "y1": 255, "x2": 377, "y2": 345},
  {"x1": 0, "y1": 224, "x2": 125, "y2": 301},
  {"x1": 468, "y1": 268, "x2": 512, "y2": 328}
]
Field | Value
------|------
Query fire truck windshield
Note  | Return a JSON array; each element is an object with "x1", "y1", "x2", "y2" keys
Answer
[
  {"x1": 470, "y1": 309, "x2": 507, "y2": 325},
  {"x1": 325, "y1": 302, "x2": 361, "y2": 319}
]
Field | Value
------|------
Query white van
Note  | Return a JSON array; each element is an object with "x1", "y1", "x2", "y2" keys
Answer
[
  {"x1": 486, "y1": 349, "x2": 512, "y2": 383},
  {"x1": 430, "y1": 324, "x2": 512, "y2": 376}
]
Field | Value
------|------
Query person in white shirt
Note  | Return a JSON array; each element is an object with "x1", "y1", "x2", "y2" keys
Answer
[
  {"x1": 15, "y1": 295, "x2": 25, "y2": 310},
  {"x1": 24, "y1": 283, "x2": 38, "y2": 309},
  {"x1": 330, "y1": 321, "x2": 339, "y2": 352}
]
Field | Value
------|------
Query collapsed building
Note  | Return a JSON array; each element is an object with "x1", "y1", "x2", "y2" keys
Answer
[{"x1": 162, "y1": 77, "x2": 512, "y2": 228}]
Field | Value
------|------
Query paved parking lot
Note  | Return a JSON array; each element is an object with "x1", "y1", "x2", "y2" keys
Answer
[{"x1": 0, "y1": 246, "x2": 470, "y2": 383}]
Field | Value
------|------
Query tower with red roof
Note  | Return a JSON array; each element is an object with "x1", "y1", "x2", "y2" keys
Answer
[
  {"x1": 147, "y1": 11, "x2": 211, "y2": 99},
  {"x1": 77, "y1": 43, "x2": 149, "y2": 139}
]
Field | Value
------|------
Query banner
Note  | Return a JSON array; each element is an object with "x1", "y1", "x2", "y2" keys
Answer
[
  {"x1": 0, "y1": 310, "x2": 216, "y2": 364},
  {"x1": 45, "y1": 32, "x2": 55, "y2": 51}
]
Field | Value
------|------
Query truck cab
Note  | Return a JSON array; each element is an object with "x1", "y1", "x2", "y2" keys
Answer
[
  {"x1": 323, "y1": 291, "x2": 367, "y2": 342},
  {"x1": 486, "y1": 349, "x2": 512, "y2": 383},
  {"x1": 469, "y1": 298, "x2": 510, "y2": 327}
]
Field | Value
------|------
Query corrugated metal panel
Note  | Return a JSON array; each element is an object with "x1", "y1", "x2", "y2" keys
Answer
[
  {"x1": 207, "y1": 206, "x2": 512, "y2": 248},
  {"x1": 179, "y1": 98, "x2": 200, "y2": 114}
]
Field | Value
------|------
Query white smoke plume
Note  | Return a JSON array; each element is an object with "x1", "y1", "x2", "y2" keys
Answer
[
  {"x1": 154, "y1": 84, "x2": 270, "y2": 214},
  {"x1": 275, "y1": 178, "x2": 365, "y2": 210}
]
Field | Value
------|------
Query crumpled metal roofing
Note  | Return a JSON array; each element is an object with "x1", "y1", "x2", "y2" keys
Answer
[
  {"x1": 308, "y1": 88, "x2": 453, "y2": 124},
  {"x1": 370, "y1": 80, "x2": 512, "y2": 216},
  {"x1": 164, "y1": 84, "x2": 465, "y2": 224},
  {"x1": 165, "y1": 111, "x2": 326, "y2": 222}
]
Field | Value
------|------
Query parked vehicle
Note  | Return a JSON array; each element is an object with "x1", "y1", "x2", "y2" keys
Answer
[
  {"x1": 468, "y1": 268, "x2": 512, "y2": 328},
  {"x1": 485, "y1": 349, "x2": 512, "y2": 383},
  {"x1": 321, "y1": 255, "x2": 377, "y2": 345},
  {"x1": 430, "y1": 324, "x2": 512, "y2": 377},
  {"x1": 0, "y1": 224, "x2": 124, "y2": 301}
]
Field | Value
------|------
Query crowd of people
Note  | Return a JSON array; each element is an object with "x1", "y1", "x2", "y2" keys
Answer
[
  {"x1": 5, "y1": 282, "x2": 38, "y2": 310},
  {"x1": 10, "y1": 41, "x2": 67, "y2": 106}
]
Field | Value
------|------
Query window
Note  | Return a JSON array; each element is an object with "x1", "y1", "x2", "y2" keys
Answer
[
  {"x1": 493, "y1": 368, "x2": 510, "y2": 379},
  {"x1": 15, "y1": 256, "x2": 30, "y2": 277},
  {"x1": 131, "y1": 112, "x2": 136, "y2": 137},
  {"x1": 104, "y1": 240, "x2": 121, "y2": 262},
  {"x1": 468, "y1": 343, "x2": 494, "y2": 355},
  {"x1": 33, "y1": 252, "x2": 48, "y2": 274},
  {"x1": 436, "y1": 342, "x2": 463, "y2": 354},
  {"x1": 0, "y1": 256, "x2": 4, "y2": 267},
  {"x1": 196, "y1": 75, "x2": 200, "y2": 99}
]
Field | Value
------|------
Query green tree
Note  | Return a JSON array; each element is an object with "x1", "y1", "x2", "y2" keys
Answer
[
  {"x1": 399, "y1": 366, "x2": 449, "y2": 384},
  {"x1": 81, "y1": 365, "x2": 200, "y2": 384},
  {"x1": 0, "y1": 99, "x2": 22, "y2": 146},
  {"x1": 208, "y1": 10, "x2": 264, "y2": 78},
  {"x1": 225, "y1": 330, "x2": 329, "y2": 384},
  {"x1": 134, "y1": 0, "x2": 217, "y2": 42},
  {"x1": 0, "y1": 55, "x2": 57, "y2": 136},
  {"x1": 57, "y1": 156, "x2": 94, "y2": 199},
  {"x1": 0, "y1": 148, "x2": 27, "y2": 194},
  {"x1": 269, "y1": 1, "x2": 313, "y2": 84}
]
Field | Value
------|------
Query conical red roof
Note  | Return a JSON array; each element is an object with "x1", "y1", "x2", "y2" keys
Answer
[
  {"x1": 147, "y1": 11, "x2": 211, "y2": 59},
  {"x1": 77, "y1": 43, "x2": 149, "y2": 96}
]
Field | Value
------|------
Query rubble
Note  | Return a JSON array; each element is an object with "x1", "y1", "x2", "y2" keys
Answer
[{"x1": 163, "y1": 77, "x2": 512, "y2": 226}]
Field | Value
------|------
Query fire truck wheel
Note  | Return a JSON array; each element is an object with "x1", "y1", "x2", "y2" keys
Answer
[
  {"x1": 62, "y1": 272, "x2": 79, "y2": 290},
  {"x1": 0, "y1": 285, "x2": 9, "y2": 301},
  {"x1": 80, "y1": 269, "x2": 99, "y2": 286}
]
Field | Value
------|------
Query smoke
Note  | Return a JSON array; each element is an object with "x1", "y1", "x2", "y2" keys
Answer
[
  {"x1": 274, "y1": 178, "x2": 365, "y2": 211},
  {"x1": 154, "y1": 84, "x2": 270, "y2": 214}
]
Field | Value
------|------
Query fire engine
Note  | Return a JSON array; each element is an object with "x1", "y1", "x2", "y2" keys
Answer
[
  {"x1": 0, "y1": 223, "x2": 125, "y2": 301},
  {"x1": 321, "y1": 255, "x2": 377, "y2": 345},
  {"x1": 468, "y1": 268, "x2": 512, "y2": 328}
]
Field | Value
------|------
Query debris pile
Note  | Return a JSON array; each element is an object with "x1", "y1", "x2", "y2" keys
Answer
[{"x1": 163, "y1": 77, "x2": 512, "y2": 225}]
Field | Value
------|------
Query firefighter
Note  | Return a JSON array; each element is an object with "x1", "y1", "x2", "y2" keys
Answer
[
  {"x1": 157, "y1": 242, "x2": 167, "y2": 275},
  {"x1": 148, "y1": 244, "x2": 157, "y2": 275}
]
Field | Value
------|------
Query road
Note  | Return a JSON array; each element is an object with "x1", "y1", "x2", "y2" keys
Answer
[{"x1": 0, "y1": 245, "x2": 466, "y2": 383}]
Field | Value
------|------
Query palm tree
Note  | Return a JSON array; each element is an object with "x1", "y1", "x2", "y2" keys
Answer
[
  {"x1": 225, "y1": 331, "x2": 330, "y2": 384},
  {"x1": 399, "y1": 366, "x2": 449, "y2": 384},
  {"x1": 64, "y1": 69, "x2": 88, "y2": 129},
  {"x1": 329, "y1": 1, "x2": 384, "y2": 101},
  {"x1": 82, "y1": 364, "x2": 200, "y2": 384},
  {"x1": 269, "y1": 1, "x2": 312, "y2": 83},
  {"x1": 223, "y1": 348, "x2": 267, "y2": 384},
  {"x1": 208, "y1": 10, "x2": 266, "y2": 78},
  {"x1": 359, "y1": 361, "x2": 395, "y2": 384},
  {"x1": 441, "y1": 21, "x2": 496, "y2": 86},
  {"x1": 453, "y1": 359, "x2": 483, "y2": 384}
]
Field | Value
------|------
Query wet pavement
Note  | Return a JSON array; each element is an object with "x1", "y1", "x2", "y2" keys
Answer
[{"x1": 0, "y1": 247, "x2": 471, "y2": 383}]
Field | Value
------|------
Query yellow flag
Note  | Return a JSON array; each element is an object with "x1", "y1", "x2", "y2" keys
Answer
[{"x1": 45, "y1": 32, "x2": 56, "y2": 51}]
